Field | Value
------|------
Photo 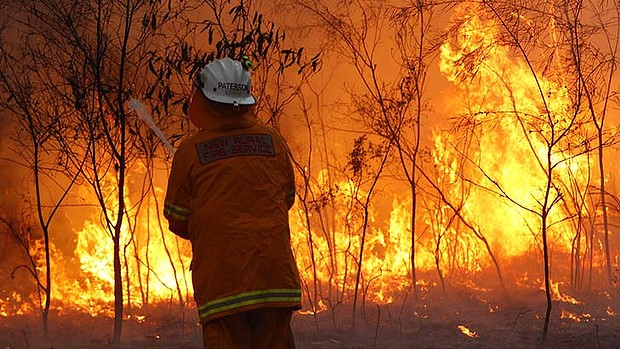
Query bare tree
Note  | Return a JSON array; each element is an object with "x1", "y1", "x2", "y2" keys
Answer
[
  {"x1": 292, "y1": 0, "x2": 464, "y2": 310},
  {"x1": 437, "y1": 0, "x2": 619, "y2": 341},
  {"x1": 347, "y1": 135, "x2": 392, "y2": 326},
  {"x1": 388, "y1": 0, "x2": 452, "y2": 299},
  {"x1": 482, "y1": 0, "x2": 620, "y2": 339},
  {"x1": 3, "y1": 0, "x2": 197, "y2": 343},
  {"x1": 0, "y1": 23, "x2": 87, "y2": 338},
  {"x1": 559, "y1": 0, "x2": 620, "y2": 290}
]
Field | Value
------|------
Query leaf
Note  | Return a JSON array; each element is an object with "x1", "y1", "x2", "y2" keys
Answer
[
  {"x1": 142, "y1": 13, "x2": 149, "y2": 28},
  {"x1": 297, "y1": 47, "x2": 304, "y2": 65}
]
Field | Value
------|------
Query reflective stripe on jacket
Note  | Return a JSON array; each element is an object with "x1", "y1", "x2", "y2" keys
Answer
[
  {"x1": 163, "y1": 122, "x2": 301, "y2": 322},
  {"x1": 198, "y1": 288, "x2": 302, "y2": 320}
]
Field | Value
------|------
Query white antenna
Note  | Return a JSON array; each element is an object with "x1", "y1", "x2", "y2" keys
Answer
[{"x1": 128, "y1": 99, "x2": 176, "y2": 155}]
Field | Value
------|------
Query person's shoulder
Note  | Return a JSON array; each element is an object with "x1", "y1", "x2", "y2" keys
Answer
[
  {"x1": 173, "y1": 131, "x2": 209, "y2": 158},
  {"x1": 175, "y1": 135, "x2": 196, "y2": 152},
  {"x1": 252, "y1": 123, "x2": 282, "y2": 137},
  {"x1": 179, "y1": 130, "x2": 215, "y2": 146},
  {"x1": 256, "y1": 125, "x2": 288, "y2": 147}
]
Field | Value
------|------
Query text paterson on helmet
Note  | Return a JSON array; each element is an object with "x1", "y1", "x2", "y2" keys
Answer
[{"x1": 218, "y1": 82, "x2": 249, "y2": 94}]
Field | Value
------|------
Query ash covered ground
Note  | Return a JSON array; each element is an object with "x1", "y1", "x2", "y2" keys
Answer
[{"x1": 2, "y1": 287, "x2": 620, "y2": 349}]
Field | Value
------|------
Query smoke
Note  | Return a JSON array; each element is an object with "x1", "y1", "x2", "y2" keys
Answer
[
  {"x1": 128, "y1": 99, "x2": 176, "y2": 155},
  {"x1": 0, "y1": 111, "x2": 27, "y2": 216}
]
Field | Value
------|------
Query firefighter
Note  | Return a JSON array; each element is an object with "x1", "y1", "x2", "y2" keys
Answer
[{"x1": 163, "y1": 57, "x2": 301, "y2": 349}]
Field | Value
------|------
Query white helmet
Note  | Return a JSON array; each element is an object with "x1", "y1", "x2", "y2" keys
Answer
[{"x1": 197, "y1": 57, "x2": 256, "y2": 106}]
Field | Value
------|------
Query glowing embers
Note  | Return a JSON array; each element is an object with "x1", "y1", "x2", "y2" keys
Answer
[
  {"x1": 560, "y1": 304, "x2": 618, "y2": 323},
  {"x1": 560, "y1": 309, "x2": 591, "y2": 322},
  {"x1": 606, "y1": 306, "x2": 616, "y2": 316},
  {"x1": 0, "y1": 292, "x2": 35, "y2": 317},
  {"x1": 126, "y1": 314, "x2": 147, "y2": 323},
  {"x1": 458, "y1": 324, "x2": 479, "y2": 338},
  {"x1": 297, "y1": 299, "x2": 327, "y2": 315}
]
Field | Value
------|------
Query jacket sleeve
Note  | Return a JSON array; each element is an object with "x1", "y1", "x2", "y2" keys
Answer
[{"x1": 164, "y1": 142, "x2": 193, "y2": 239}]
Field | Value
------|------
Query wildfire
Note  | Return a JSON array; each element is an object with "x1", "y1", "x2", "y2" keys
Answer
[
  {"x1": 0, "y1": 163, "x2": 194, "y2": 317},
  {"x1": 1, "y1": 2, "x2": 617, "y2": 324},
  {"x1": 436, "y1": 3, "x2": 590, "y2": 261},
  {"x1": 289, "y1": 173, "x2": 414, "y2": 306}
]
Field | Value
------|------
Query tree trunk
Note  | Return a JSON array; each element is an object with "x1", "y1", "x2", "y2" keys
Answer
[
  {"x1": 43, "y1": 229, "x2": 51, "y2": 338},
  {"x1": 541, "y1": 212, "x2": 552, "y2": 342},
  {"x1": 597, "y1": 135, "x2": 612, "y2": 288},
  {"x1": 113, "y1": 231, "x2": 123, "y2": 344},
  {"x1": 410, "y1": 184, "x2": 418, "y2": 300}
]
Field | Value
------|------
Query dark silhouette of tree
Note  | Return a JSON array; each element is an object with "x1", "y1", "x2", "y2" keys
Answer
[
  {"x1": 439, "y1": 0, "x2": 619, "y2": 341},
  {"x1": 0, "y1": 19, "x2": 87, "y2": 338},
  {"x1": 1, "y1": 0, "x2": 197, "y2": 343}
]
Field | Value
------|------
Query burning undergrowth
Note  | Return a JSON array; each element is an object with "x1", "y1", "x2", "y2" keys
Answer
[{"x1": 2, "y1": 280, "x2": 620, "y2": 348}]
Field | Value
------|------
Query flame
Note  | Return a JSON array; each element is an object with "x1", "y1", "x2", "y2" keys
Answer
[
  {"x1": 458, "y1": 325, "x2": 479, "y2": 338},
  {"x1": 0, "y1": 163, "x2": 194, "y2": 317},
  {"x1": 432, "y1": 3, "x2": 597, "y2": 276},
  {"x1": 606, "y1": 306, "x2": 616, "y2": 316},
  {"x1": 547, "y1": 280, "x2": 581, "y2": 305},
  {"x1": 1, "y1": 292, "x2": 35, "y2": 316},
  {"x1": 560, "y1": 308, "x2": 591, "y2": 322},
  {"x1": 62, "y1": 169, "x2": 193, "y2": 315},
  {"x1": 289, "y1": 171, "x2": 414, "y2": 306},
  {"x1": 560, "y1": 309, "x2": 581, "y2": 322}
]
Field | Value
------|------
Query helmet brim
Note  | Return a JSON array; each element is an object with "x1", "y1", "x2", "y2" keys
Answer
[{"x1": 203, "y1": 92, "x2": 256, "y2": 106}]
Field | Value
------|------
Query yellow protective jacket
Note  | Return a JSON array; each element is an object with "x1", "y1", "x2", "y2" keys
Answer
[{"x1": 163, "y1": 106, "x2": 300, "y2": 323}]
